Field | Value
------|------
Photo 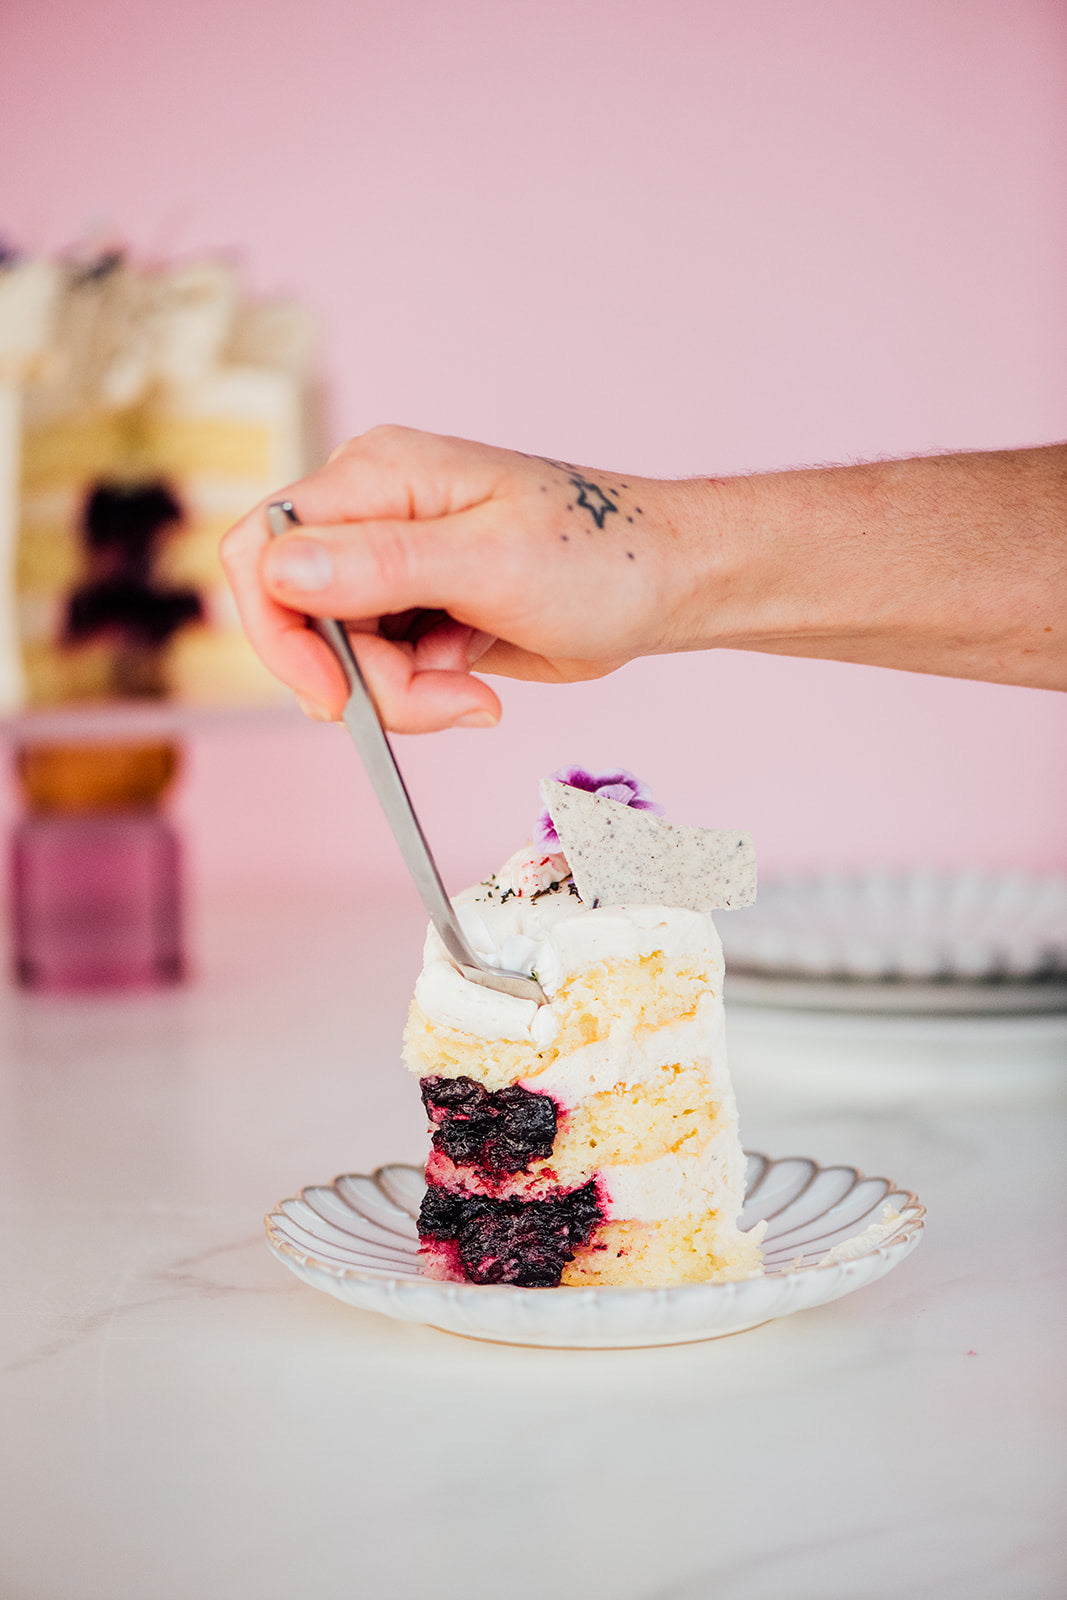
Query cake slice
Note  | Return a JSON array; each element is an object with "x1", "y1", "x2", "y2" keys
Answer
[{"x1": 403, "y1": 768, "x2": 763, "y2": 1288}]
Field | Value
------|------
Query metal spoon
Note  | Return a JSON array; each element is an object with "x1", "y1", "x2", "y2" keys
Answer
[{"x1": 266, "y1": 500, "x2": 545, "y2": 1005}]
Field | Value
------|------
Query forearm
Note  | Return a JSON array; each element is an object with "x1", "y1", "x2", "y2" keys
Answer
[
  {"x1": 666, "y1": 445, "x2": 1067, "y2": 689},
  {"x1": 223, "y1": 428, "x2": 1066, "y2": 734}
]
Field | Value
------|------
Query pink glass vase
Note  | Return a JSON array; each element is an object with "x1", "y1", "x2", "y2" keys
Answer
[
  {"x1": 12, "y1": 808, "x2": 183, "y2": 990},
  {"x1": 10, "y1": 740, "x2": 184, "y2": 992}
]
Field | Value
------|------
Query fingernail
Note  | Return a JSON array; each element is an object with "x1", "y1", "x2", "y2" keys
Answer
[
  {"x1": 296, "y1": 695, "x2": 333, "y2": 722},
  {"x1": 270, "y1": 540, "x2": 333, "y2": 591},
  {"x1": 454, "y1": 709, "x2": 497, "y2": 729},
  {"x1": 466, "y1": 630, "x2": 495, "y2": 666}
]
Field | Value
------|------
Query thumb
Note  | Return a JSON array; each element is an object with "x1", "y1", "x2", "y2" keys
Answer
[{"x1": 259, "y1": 515, "x2": 485, "y2": 623}]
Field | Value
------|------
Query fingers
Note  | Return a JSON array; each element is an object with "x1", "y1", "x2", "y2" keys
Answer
[
  {"x1": 218, "y1": 498, "x2": 501, "y2": 727},
  {"x1": 219, "y1": 425, "x2": 500, "y2": 643},
  {"x1": 220, "y1": 495, "x2": 504, "y2": 727},
  {"x1": 347, "y1": 632, "x2": 501, "y2": 733},
  {"x1": 410, "y1": 618, "x2": 496, "y2": 672},
  {"x1": 315, "y1": 425, "x2": 501, "y2": 522},
  {"x1": 217, "y1": 426, "x2": 521, "y2": 728},
  {"x1": 219, "y1": 505, "x2": 351, "y2": 717},
  {"x1": 256, "y1": 513, "x2": 488, "y2": 624}
]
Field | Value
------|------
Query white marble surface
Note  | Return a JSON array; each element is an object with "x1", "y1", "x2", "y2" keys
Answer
[{"x1": 1, "y1": 891, "x2": 1065, "y2": 1600}]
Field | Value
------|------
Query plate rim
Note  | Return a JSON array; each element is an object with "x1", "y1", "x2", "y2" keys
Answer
[
  {"x1": 264, "y1": 1151, "x2": 927, "y2": 1295},
  {"x1": 725, "y1": 970, "x2": 1067, "y2": 1016}
]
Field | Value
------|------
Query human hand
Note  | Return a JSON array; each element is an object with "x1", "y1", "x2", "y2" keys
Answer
[{"x1": 220, "y1": 425, "x2": 685, "y2": 732}]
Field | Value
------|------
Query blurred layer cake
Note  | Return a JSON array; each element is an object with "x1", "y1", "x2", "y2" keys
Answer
[
  {"x1": 0, "y1": 243, "x2": 319, "y2": 711},
  {"x1": 404, "y1": 768, "x2": 764, "y2": 1288}
]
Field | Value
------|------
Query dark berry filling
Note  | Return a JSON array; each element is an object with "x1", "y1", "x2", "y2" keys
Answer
[
  {"x1": 64, "y1": 482, "x2": 204, "y2": 650},
  {"x1": 417, "y1": 1180, "x2": 603, "y2": 1287},
  {"x1": 420, "y1": 1075, "x2": 557, "y2": 1176}
]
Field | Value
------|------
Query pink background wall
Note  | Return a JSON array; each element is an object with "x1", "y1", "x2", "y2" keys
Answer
[{"x1": 3, "y1": 0, "x2": 1065, "y2": 898}]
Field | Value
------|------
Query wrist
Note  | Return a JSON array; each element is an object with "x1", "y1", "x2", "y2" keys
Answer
[{"x1": 652, "y1": 471, "x2": 777, "y2": 655}]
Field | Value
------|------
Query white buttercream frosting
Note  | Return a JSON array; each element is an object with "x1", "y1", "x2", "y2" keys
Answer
[{"x1": 414, "y1": 845, "x2": 724, "y2": 1051}]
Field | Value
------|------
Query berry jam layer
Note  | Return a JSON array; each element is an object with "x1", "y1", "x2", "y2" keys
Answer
[
  {"x1": 417, "y1": 1179, "x2": 603, "y2": 1287},
  {"x1": 420, "y1": 1075, "x2": 557, "y2": 1177}
]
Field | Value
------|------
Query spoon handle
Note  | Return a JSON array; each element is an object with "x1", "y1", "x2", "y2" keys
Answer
[{"x1": 265, "y1": 501, "x2": 545, "y2": 1005}]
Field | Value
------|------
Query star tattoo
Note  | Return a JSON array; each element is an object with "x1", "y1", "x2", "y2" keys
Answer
[
  {"x1": 532, "y1": 456, "x2": 623, "y2": 530},
  {"x1": 569, "y1": 474, "x2": 618, "y2": 530}
]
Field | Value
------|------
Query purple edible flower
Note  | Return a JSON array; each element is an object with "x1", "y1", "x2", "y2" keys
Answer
[{"x1": 534, "y1": 765, "x2": 664, "y2": 850}]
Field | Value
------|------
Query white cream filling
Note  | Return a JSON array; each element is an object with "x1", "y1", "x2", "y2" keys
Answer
[
  {"x1": 519, "y1": 992, "x2": 726, "y2": 1106},
  {"x1": 598, "y1": 1124, "x2": 746, "y2": 1223}
]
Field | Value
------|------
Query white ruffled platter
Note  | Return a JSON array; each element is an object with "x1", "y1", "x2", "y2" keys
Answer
[
  {"x1": 265, "y1": 1153, "x2": 925, "y2": 1348},
  {"x1": 719, "y1": 871, "x2": 1067, "y2": 1014}
]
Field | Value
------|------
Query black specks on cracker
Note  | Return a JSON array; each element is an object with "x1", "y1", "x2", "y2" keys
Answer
[{"x1": 540, "y1": 779, "x2": 757, "y2": 912}]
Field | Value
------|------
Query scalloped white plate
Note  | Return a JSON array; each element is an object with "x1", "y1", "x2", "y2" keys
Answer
[
  {"x1": 265, "y1": 1153, "x2": 925, "y2": 1348},
  {"x1": 719, "y1": 872, "x2": 1067, "y2": 1011}
]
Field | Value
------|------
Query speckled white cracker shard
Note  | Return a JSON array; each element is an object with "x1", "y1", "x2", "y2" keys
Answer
[{"x1": 541, "y1": 780, "x2": 757, "y2": 911}]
